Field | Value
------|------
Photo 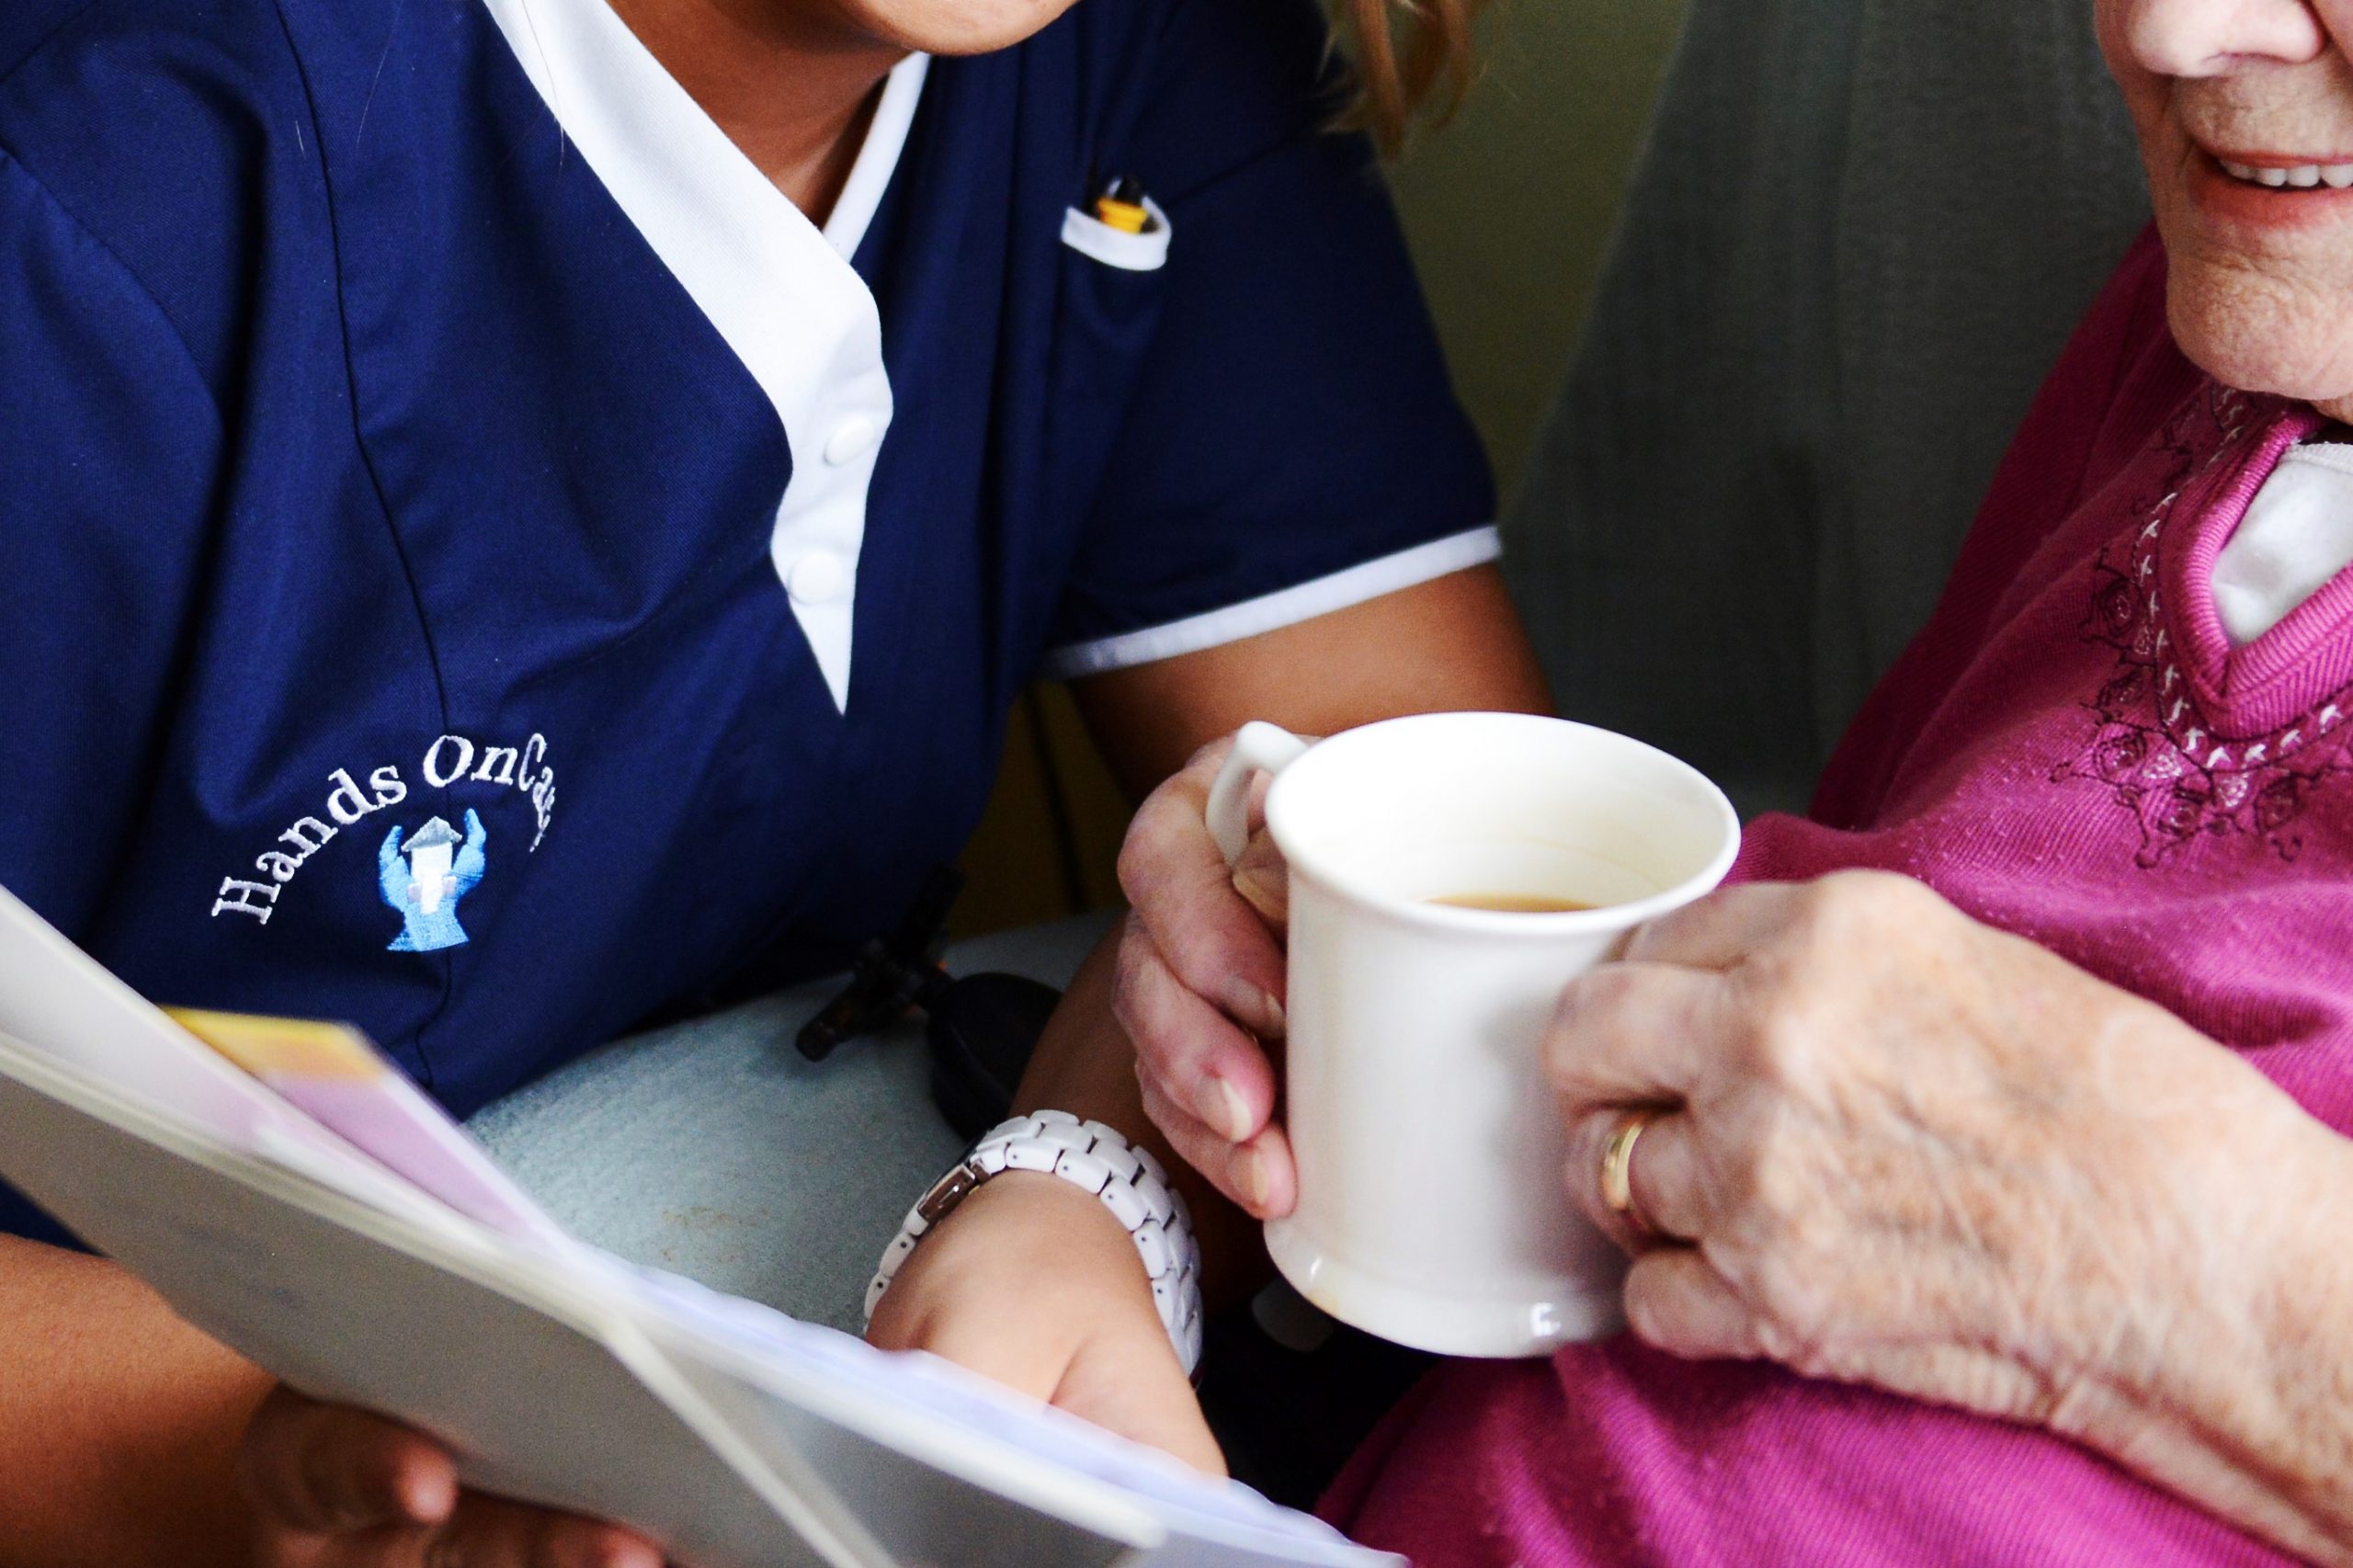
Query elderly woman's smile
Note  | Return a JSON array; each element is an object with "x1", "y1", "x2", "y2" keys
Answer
[
  {"x1": 2107, "y1": 0, "x2": 2353, "y2": 413},
  {"x1": 2209, "y1": 156, "x2": 2353, "y2": 187}
]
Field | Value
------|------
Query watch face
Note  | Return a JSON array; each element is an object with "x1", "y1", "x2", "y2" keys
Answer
[{"x1": 915, "y1": 1160, "x2": 984, "y2": 1225}]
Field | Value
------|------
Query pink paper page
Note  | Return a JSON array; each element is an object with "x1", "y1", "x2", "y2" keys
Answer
[{"x1": 167, "y1": 1009, "x2": 574, "y2": 1252}]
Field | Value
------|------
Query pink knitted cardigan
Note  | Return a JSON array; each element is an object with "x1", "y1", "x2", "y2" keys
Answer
[{"x1": 1324, "y1": 232, "x2": 2353, "y2": 1566}]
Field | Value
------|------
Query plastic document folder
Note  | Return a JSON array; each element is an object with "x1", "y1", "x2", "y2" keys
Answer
[{"x1": 0, "y1": 886, "x2": 1401, "y2": 1568}]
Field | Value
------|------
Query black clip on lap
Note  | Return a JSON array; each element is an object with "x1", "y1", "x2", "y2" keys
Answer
[{"x1": 795, "y1": 866, "x2": 1067, "y2": 1141}]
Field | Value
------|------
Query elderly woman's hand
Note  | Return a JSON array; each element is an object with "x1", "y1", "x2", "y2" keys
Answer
[
  {"x1": 1549, "y1": 871, "x2": 2331, "y2": 1443},
  {"x1": 1113, "y1": 734, "x2": 1299, "y2": 1219}
]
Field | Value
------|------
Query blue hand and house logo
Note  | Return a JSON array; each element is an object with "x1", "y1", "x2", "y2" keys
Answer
[{"x1": 377, "y1": 809, "x2": 487, "y2": 952}]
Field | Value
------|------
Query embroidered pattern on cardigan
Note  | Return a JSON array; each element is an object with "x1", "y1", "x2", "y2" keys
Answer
[{"x1": 2054, "y1": 388, "x2": 2353, "y2": 867}]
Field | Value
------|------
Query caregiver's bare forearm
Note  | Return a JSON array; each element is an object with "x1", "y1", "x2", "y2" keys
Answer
[
  {"x1": 1071, "y1": 564, "x2": 1552, "y2": 799},
  {"x1": 0, "y1": 1235, "x2": 271, "y2": 1566},
  {"x1": 2055, "y1": 1110, "x2": 2353, "y2": 1566},
  {"x1": 1027, "y1": 570, "x2": 1551, "y2": 1293},
  {"x1": 1074, "y1": 565, "x2": 1554, "y2": 1215}
]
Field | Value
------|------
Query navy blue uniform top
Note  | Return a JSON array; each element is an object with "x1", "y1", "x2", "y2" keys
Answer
[{"x1": 0, "y1": 0, "x2": 1495, "y2": 1244}]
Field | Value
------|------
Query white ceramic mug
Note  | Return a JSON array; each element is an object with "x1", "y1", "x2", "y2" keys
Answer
[{"x1": 1206, "y1": 712, "x2": 1741, "y2": 1358}]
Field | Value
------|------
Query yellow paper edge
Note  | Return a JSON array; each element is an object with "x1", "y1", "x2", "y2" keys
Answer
[{"x1": 165, "y1": 1008, "x2": 387, "y2": 1081}]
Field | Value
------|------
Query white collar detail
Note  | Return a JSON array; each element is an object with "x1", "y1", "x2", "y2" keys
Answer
[
  {"x1": 824, "y1": 51, "x2": 928, "y2": 260},
  {"x1": 479, "y1": 0, "x2": 929, "y2": 712},
  {"x1": 2213, "y1": 443, "x2": 2353, "y2": 648}
]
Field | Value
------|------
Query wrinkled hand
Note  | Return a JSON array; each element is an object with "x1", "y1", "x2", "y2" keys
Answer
[
  {"x1": 866, "y1": 1172, "x2": 1223, "y2": 1474},
  {"x1": 1114, "y1": 735, "x2": 1298, "y2": 1218},
  {"x1": 1549, "y1": 869, "x2": 2311, "y2": 1434},
  {"x1": 239, "y1": 1387, "x2": 662, "y2": 1568}
]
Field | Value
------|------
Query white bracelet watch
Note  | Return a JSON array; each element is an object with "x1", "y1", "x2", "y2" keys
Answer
[{"x1": 863, "y1": 1110, "x2": 1206, "y2": 1378}]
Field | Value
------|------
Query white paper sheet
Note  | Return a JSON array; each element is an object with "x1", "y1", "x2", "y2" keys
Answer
[
  {"x1": 0, "y1": 886, "x2": 1403, "y2": 1568},
  {"x1": 0, "y1": 887, "x2": 478, "y2": 1234}
]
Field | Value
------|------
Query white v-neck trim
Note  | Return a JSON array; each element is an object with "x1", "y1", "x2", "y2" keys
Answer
[
  {"x1": 479, "y1": 0, "x2": 927, "y2": 712},
  {"x1": 824, "y1": 53, "x2": 927, "y2": 259}
]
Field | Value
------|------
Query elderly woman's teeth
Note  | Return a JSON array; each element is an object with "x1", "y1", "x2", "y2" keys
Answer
[{"x1": 2219, "y1": 159, "x2": 2353, "y2": 188}]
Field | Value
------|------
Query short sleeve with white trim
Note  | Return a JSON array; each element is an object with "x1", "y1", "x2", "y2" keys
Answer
[{"x1": 1037, "y1": 0, "x2": 1499, "y2": 678}]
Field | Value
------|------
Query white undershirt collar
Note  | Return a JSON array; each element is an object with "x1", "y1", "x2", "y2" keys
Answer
[
  {"x1": 479, "y1": 0, "x2": 928, "y2": 712},
  {"x1": 2213, "y1": 441, "x2": 2353, "y2": 647}
]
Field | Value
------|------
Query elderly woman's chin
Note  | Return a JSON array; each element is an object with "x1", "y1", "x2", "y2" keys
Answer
[{"x1": 2165, "y1": 262, "x2": 2353, "y2": 416}]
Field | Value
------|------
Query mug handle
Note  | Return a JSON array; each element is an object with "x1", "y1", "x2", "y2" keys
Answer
[{"x1": 1206, "y1": 722, "x2": 1313, "y2": 866}]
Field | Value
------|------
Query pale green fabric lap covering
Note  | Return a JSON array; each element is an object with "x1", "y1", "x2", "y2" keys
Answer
[
  {"x1": 1510, "y1": 0, "x2": 2153, "y2": 813},
  {"x1": 467, "y1": 913, "x2": 1118, "y2": 1335}
]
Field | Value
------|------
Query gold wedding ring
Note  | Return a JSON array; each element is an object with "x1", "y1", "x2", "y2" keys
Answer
[{"x1": 1598, "y1": 1108, "x2": 1661, "y2": 1242}]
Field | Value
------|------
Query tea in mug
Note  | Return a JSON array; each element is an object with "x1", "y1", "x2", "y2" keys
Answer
[{"x1": 1427, "y1": 892, "x2": 1600, "y2": 914}]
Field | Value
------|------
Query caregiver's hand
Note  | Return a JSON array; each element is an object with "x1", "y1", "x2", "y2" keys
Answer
[
  {"x1": 1116, "y1": 733, "x2": 1298, "y2": 1219},
  {"x1": 865, "y1": 1172, "x2": 1224, "y2": 1475},
  {"x1": 1549, "y1": 870, "x2": 2336, "y2": 1445},
  {"x1": 238, "y1": 1387, "x2": 662, "y2": 1567}
]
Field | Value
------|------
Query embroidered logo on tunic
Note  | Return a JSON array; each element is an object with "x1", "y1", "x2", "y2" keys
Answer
[
  {"x1": 378, "y1": 811, "x2": 487, "y2": 952},
  {"x1": 209, "y1": 732, "x2": 557, "y2": 931},
  {"x1": 2053, "y1": 389, "x2": 2353, "y2": 865}
]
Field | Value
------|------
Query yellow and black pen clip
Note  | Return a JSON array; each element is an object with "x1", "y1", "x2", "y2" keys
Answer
[{"x1": 1091, "y1": 175, "x2": 1151, "y2": 234}]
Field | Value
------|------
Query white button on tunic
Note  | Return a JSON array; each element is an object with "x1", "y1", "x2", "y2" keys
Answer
[
  {"x1": 784, "y1": 549, "x2": 849, "y2": 606},
  {"x1": 823, "y1": 415, "x2": 880, "y2": 467}
]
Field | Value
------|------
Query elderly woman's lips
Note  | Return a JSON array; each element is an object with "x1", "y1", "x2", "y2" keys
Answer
[
  {"x1": 2187, "y1": 152, "x2": 2353, "y2": 231},
  {"x1": 2211, "y1": 155, "x2": 2353, "y2": 189}
]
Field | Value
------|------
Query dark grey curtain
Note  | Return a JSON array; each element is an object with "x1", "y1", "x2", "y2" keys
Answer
[{"x1": 1506, "y1": 0, "x2": 2151, "y2": 813}]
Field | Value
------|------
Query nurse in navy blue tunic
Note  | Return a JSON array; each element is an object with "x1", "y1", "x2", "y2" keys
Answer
[{"x1": 0, "y1": 0, "x2": 1546, "y2": 1557}]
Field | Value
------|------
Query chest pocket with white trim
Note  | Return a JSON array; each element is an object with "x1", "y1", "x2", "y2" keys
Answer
[{"x1": 1060, "y1": 196, "x2": 1172, "y2": 272}]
